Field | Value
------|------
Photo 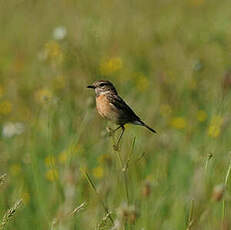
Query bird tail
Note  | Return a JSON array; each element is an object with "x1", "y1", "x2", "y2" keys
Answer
[
  {"x1": 143, "y1": 123, "x2": 157, "y2": 134},
  {"x1": 133, "y1": 120, "x2": 157, "y2": 134}
]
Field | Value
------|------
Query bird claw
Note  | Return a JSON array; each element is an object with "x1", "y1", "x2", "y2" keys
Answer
[
  {"x1": 106, "y1": 127, "x2": 114, "y2": 137},
  {"x1": 113, "y1": 144, "x2": 120, "y2": 151}
]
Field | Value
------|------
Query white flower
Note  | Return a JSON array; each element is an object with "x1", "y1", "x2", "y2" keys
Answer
[
  {"x1": 53, "y1": 26, "x2": 67, "y2": 40},
  {"x1": 2, "y1": 122, "x2": 25, "y2": 138}
]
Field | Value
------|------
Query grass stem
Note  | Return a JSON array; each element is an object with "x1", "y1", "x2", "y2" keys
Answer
[
  {"x1": 222, "y1": 155, "x2": 231, "y2": 221},
  {"x1": 81, "y1": 169, "x2": 114, "y2": 225}
]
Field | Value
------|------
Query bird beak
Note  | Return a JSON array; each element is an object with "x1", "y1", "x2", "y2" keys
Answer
[{"x1": 87, "y1": 85, "x2": 95, "y2": 89}]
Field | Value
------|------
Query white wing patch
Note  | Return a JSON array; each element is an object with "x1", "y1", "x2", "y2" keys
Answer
[{"x1": 133, "y1": 120, "x2": 143, "y2": 126}]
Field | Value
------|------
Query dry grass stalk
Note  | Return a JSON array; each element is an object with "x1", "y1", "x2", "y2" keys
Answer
[
  {"x1": 96, "y1": 212, "x2": 113, "y2": 230},
  {"x1": 81, "y1": 169, "x2": 114, "y2": 225},
  {"x1": 51, "y1": 202, "x2": 87, "y2": 229},
  {"x1": 69, "y1": 202, "x2": 87, "y2": 216},
  {"x1": 0, "y1": 174, "x2": 7, "y2": 187},
  {"x1": 0, "y1": 199, "x2": 22, "y2": 230}
]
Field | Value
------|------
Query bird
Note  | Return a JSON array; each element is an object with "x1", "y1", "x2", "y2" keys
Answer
[{"x1": 87, "y1": 80, "x2": 157, "y2": 149}]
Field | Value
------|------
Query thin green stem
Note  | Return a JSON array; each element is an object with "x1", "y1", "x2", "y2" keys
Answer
[
  {"x1": 123, "y1": 171, "x2": 129, "y2": 204},
  {"x1": 122, "y1": 137, "x2": 136, "y2": 205},
  {"x1": 112, "y1": 134, "x2": 136, "y2": 229},
  {"x1": 222, "y1": 156, "x2": 231, "y2": 221},
  {"x1": 204, "y1": 153, "x2": 213, "y2": 175},
  {"x1": 224, "y1": 160, "x2": 231, "y2": 185},
  {"x1": 186, "y1": 199, "x2": 194, "y2": 230},
  {"x1": 115, "y1": 151, "x2": 123, "y2": 169},
  {"x1": 114, "y1": 149, "x2": 129, "y2": 204},
  {"x1": 81, "y1": 169, "x2": 114, "y2": 224}
]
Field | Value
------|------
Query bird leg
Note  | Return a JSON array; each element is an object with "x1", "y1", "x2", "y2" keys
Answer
[
  {"x1": 113, "y1": 125, "x2": 122, "y2": 133},
  {"x1": 113, "y1": 125, "x2": 125, "y2": 151},
  {"x1": 106, "y1": 125, "x2": 121, "y2": 137}
]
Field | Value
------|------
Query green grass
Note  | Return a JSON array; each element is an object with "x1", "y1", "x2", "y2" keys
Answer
[{"x1": 1, "y1": 0, "x2": 231, "y2": 229}]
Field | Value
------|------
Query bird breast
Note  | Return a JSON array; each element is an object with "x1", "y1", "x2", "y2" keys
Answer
[{"x1": 96, "y1": 94, "x2": 119, "y2": 122}]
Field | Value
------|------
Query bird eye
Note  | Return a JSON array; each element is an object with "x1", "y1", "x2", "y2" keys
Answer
[{"x1": 99, "y1": 83, "x2": 106, "y2": 87}]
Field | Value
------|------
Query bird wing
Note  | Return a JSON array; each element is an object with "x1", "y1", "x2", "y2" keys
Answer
[{"x1": 106, "y1": 94, "x2": 141, "y2": 124}]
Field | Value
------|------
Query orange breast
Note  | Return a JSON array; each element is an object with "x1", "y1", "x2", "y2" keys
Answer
[{"x1": 96, "y1": 94, "x2": 119, "y2": 122}]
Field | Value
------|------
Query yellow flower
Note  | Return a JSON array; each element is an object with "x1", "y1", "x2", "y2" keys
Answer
[
  {"x1": 45, "y1": 155, "x2": 56, "y2": 168},
  {"x1": 208, "y1": 125, "x2": 221, "y2": 138},
  {"x1": 70, "y1": 144, "x2": 83, "y2": 156},
  {"x1": 58, "y1": 144, "x2": 83, "y2": 164},
  {"x1": 58, "y1": 151, "x2": 68, "y2": 164},
  {"x1": 211, "y1": 116, "x2": 224, "y2": 126},
  {"x1": 92, "y1": 166, "x2": 104, "y2": 179},
  {"x1": 34, "y1": 88, "x2": 52, "y2": 104},
  {"x1": 208, "y1": 115, "x2": 224, "y2": 138},
  {"x1": 171, "y1": 117, "x2": 187, "y2": 129},
  {"x1": 0, "y1": 85, "x2": 3, "y2": 98},
  {"x1": 100, "y1": 57, "x2": 123, "y2": 75},
  {"x1": 0, "y1": 100, "x2": 12, "y2": 115},
  {"x1": 67, "y1": 144, "x2": 80, "y2": 156},
  {"x1": 46, "y1": 169, "x2": 59, "y2": 182},
  {"x1": 160, "y1": 104, "x2": 172, "y2": 117},
  {"x1": 45, "y1": 41, "x2": 63, "y2": 62},
  {"x1": 197, "y1": 110, "x2": 207, "y2": 122},
  {"x1": 10, "y1": 164, "x2": 21, "y2": 176},
  {"x1": 98, "y1": 153, "x2": 112, "y2": 166},
  {"x1": 135, "y1": 74, "x2": 149, "y2": 92}
]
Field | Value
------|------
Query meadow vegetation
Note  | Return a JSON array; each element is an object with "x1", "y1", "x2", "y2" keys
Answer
[{"x1": 1, "y1": 0, "x2": 231, "y2": 229}]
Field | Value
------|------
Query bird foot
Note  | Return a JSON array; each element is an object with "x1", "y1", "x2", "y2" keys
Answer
[
  {"x1": 106, "y1": 127, "x2": 114, "y2": 137},
  {"x1": 113, "y1": 144, "x2": 120, "y2": 151}
]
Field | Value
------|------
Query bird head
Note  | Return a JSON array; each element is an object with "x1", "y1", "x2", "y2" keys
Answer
[{"x1": 87, "y1": 80, "x2": 117, "y2": 96}]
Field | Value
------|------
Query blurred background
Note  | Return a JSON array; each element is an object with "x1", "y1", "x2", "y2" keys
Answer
[{"x1": 1, "y1": 0, "x2": 231, "y2": 229}]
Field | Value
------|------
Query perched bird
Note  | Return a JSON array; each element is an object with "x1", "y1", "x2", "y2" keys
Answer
[{"x1": 87, "y1": 80, "x2": 157, "y2": 148}]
